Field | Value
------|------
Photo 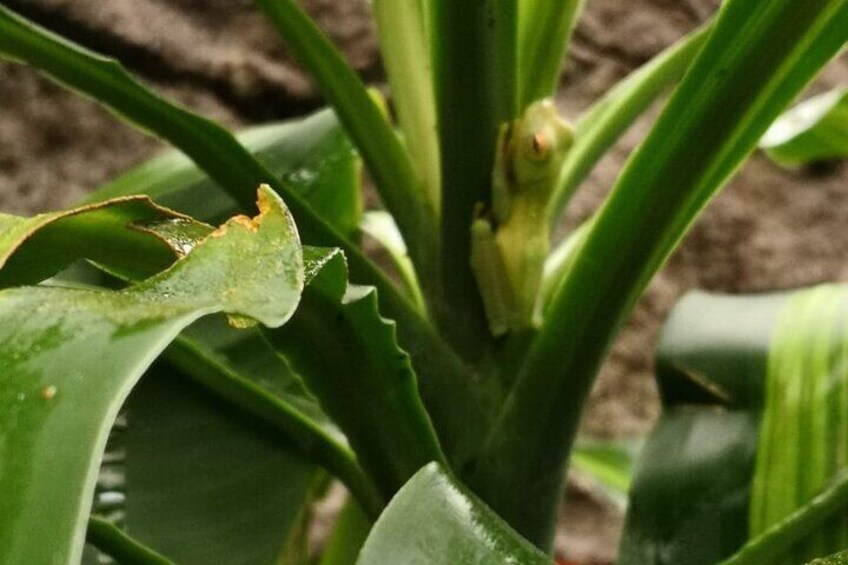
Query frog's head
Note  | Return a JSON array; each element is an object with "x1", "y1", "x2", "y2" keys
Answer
[{"x1": 510, "y1": 99, "x2": 574, "y2": 194}]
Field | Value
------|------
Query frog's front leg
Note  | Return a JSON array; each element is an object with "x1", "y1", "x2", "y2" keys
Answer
[{"x1": 470, "y1": 215, "x2": 518, "y2": 337}]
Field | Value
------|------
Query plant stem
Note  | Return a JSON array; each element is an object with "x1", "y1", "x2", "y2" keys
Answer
[
  {"x1": 430, "y1": 0, "x2": 517, "y2": 361},
  {"x1": 87, "y1": 516, "x2": 176, "y2": 565},
  {"x1": 253, "y1": 0, "x2": 438, "y2": 279},
  {"x1": 473, "y1": 0, "x2": 848, "y2": 549},
  {"x1": 719, "y1": 470, "x2": 848, "y2": 565}
]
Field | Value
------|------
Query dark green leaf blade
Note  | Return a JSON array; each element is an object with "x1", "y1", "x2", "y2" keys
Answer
[
  {"x1": 90, "y1": 108, "x2": 363, "y2": 237},
  {"x1": 123, "y1": 365, "x2": 318, "y2": 565},
  {"x1": 267, "y1": 248, "x2": 448, "y2": 500},
  {"x1": 0, "y1": 186, "x2": 303, "y2": 564},
  {"x1": 357, "y1": 463, "x2": 549, "y2": 565}
]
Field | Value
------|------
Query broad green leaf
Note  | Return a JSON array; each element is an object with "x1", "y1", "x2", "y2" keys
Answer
[
  {"x1": 760, "y1": 88, "x2": 848, "y2": 166},
  {"x1": 518, "y1": 0, "x2": 584, "y2": 109},
  {"x1": 0, "y1": 186, "x2": 303, "y2": 564},
  {"x1": 0, "y1": 4, "x2": 486, "y2": 468},
  {"x1": 123, "y1": 364, "x2": 318, "y2": 565},
  {"x1": 357, "y1": 463, "x2": 549, "y2": 565},
  {"x1": 621, "y1": 287, "x2": 848, "y2": 564},
  {"x1": 0, "y1": 197, "x2": 203, "y2": 287},
  {"x1": 252, "y1": 0, "x2": 437, "y2": 274},
  {"x1": 266, "y1": 248, "x2": 447, "y2": 500},
  {"x1": 619, "y1": 291, "x2": 783, "y2": 565},
  {"x1": 91, "y1": 108, "x2": 363, "y2": 238},
  {"x1": 750, "y1": 285, "x2": 848, "y2": 563},
  {"x1": 723, "y1": 469, "x2": 848, "y2": 565},
  {"x1": 475, "y1": 1, "x2": 848, "y2": 547}
]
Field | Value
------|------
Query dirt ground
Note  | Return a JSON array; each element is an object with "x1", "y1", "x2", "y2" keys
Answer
[{"x1": 2, "y1": 1, "x2": 847, "y2": 563}]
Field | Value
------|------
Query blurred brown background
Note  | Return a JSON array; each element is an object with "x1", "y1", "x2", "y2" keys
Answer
[{"x1": 1, "y1": 0, "x2": 847, "y2": 562}]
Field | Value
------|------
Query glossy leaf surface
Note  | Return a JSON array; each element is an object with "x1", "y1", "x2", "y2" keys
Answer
[
  {"x1": 761, "y1": 88, "x2": 848, "y2": 166},
  {"x1": 0, "y1": 187, "x2": 303, "y2": 564},
  {"x1": 357, "y1": 463, "x2": 550, "y2": 565}
]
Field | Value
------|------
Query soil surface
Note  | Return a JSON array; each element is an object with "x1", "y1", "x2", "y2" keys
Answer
[{"x1": 2, "y1": 1, "x2": 848, "y2": 563}]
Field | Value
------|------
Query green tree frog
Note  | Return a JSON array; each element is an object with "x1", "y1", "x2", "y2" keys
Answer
[{"x1": 470, "y1": 99, "x2": 574, "y2": 336}]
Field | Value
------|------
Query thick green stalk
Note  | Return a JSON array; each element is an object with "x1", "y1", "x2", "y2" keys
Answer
[
  {"x1": 0, "y1": 5, "x2": 487, "y2": 468},
  {"x1": 548, "y1": 22, "x2": 712, "y2": 226},
  {"x1": 720, "y1": 470, "x2": 848, "y2": 565},
  {"x1": 372, "y1": 0, "x2": 441, "y2": 212},
  {"x1": 430, "y1": 0, "x2": 517, "y2": 359},
  {"x1": 87, "y1": 517, "x2": 176, "y2": 565},
  {"x1": 165, "y1": 339, "x2": 384, "y2": 519},
  {"x1": 253, "y1": 0, "x2": 437, "y2": 277},
  {"x1": 474, "y1": 0, "x2": 848, "y2": 549},
  {"x1": 518, "y1": 0, "x2": 585, "y2": 109}
]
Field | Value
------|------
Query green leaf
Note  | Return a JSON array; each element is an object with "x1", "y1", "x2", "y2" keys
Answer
[
  {"x1": 91, "y1": 108, "x2": 363, "y2": 238},
  {"x1": 0, "y1": 4, "x2": 486, "y2": 467},
  {"x1": 252, "y1": 0, "x2": 437, "y2": 275},
  {"x1": 518, "y1": 0, "x2": 585, "y2": 109},
  {"x1": 750, "y1": 285, "x2": 848, "y2": 562},
  {"x1": 808, "y1": 549, "x2": 848, "y2": 564},
  {"x1": 372, "y1": 0, "x2": 441, "y2": 211},
  {"x1": 319, "y1": 498, "x2": 372, "y2": 565},
  {"x1": 0, "y1": 186, "x2": 304, "y2": 564},
  {"x1": 357, "y1": 463, "x2": 550, "y2": 565},
  {"x1": 123, "y1": 364, "x2": 318, "y2": 565},
  {"x1": 0, "y1": 197, "x2": 204, "y2": 287},
  {"x1": 86, "y1": 516, "x2": 175, "y2": 565},
  {"x1": 760, "y1": 87, "x2": 848, "y2": 166},
  {"x1": 621, "y1": 287, "x2": 848, "y2": 565},
  {"x1": 571, "y1": 438, "x2": 642, "y2": 507},
  {"x1": 548, "y1": 23, "x2": 711, "y2": 226},
  {"x1": 474, "y1": 1, "x2": 848, "y2": 548},
  {"x1": 360, "y1": 211, "x2": 426, "y2": 313},
  {"x1": 266, "y1": 249, "x2": 448, "y2": 500},
  {"x1": 619, "y1": 291, "x2": 783, "y2": 565}
]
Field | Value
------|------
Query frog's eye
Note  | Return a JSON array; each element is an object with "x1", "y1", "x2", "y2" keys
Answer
[{"x1": 523, "y1": 132, "x2": 550, "y2": 161}]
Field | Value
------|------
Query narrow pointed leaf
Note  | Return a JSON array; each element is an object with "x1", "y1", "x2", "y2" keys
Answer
[
  {"x1": 760, "y1": 87, "x2": 848, "y2": 166},
  {"x1": 357, "y1": 463, "x2": 549, "y2": 565},
  {"x1": 548, "y1": 23, "x2": 711, "y2": 225},
  {"x1": 518, "y1": 0, "x2": 585, "y2": 109},
  {"x1": 252, "y1": 0, "x2": 437, "y2": 274},
  {"x1": 0, "y1": 187, "x2": 303, "y2": 564}
]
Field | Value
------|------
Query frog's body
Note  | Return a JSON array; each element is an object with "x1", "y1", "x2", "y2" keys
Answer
[{"x1": 470, "y1": 99, "x2": 574, "y2": 336}]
